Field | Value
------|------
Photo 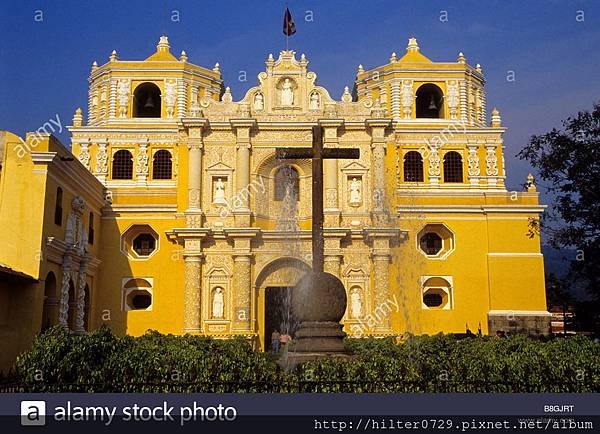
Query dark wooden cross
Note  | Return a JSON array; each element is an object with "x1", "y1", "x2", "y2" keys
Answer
[{"x1": 276, "y1": 126, "x2": 360, "y2": 273}]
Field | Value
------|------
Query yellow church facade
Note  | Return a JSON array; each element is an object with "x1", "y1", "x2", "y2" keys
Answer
[{"x1": 0, "y1": 36, "x2": 549, "y2": 369}]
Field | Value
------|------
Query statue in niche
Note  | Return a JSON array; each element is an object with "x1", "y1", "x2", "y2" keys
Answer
[
  {"x1": 281, "y1": 78, "x2": 294, "y2": 106},
  {"x1": 349, "y1": 177, "x2": 361, "y2": 205},
  {"x1": 253, "y1": 92, "x2": 264, "y2": 110},
  {"x1": 214, "y1": 178, "x2": 226, "y2": 204},
  {"x1": 350, "y1": 287, "x2": 362, "y2": 318},
  {"x1": 309, "y1": 92, "x2": 320, "y2": 110},
  {"x1": 212, "y1": 287, "x2": 224, "y2": 318}
]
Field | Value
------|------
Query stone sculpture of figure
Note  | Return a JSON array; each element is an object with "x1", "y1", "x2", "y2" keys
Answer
[
  {"x1": 281, "y1": 78, "x2": 294, "y2": 106},
  {"x1": 214, "y1": 178, "x2": 226, "y2": 204},
  {"x1": 309, "y1": 92, "x2": 320, "y2": 110},
  {"x1": 350, "y1": 177, "x2": 361, "y2": 204},
  {"x1": 254, "y1": 92, "x2": 264, "y2": 110},
  {"x1": 350, "y1": 287, "x2": 362, "y2": 318},
  {"x1": 213, "y1": 287, "x2": 224, "y2": 318}
]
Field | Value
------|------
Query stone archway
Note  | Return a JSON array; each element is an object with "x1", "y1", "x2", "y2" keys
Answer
[{"x1": 254, "y1": 257, "x2": 310, "y2": 351}]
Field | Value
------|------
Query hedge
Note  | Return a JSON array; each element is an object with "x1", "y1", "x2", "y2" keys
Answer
[{"x1": 13, "y1": 325, "x2": 600, "y2": 392}]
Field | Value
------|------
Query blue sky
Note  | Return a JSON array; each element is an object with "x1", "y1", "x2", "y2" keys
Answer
[{"x1": 1, "y1": 0, "x2": 598, "y2": 193}]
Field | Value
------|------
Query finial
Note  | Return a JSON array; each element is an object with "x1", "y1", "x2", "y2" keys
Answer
[
  {"x1": 268, "y1": 53, "x2": 274, "y2": 61},
  {"x1": 341, "y1": 86, "x2": 352, "y2": 102},
  {"x1": 491, "y1": 107, "x2": 502, "y2": 127},
  {"x1": 357, "y1": 64, "x2": 364, "y2": 74},
  {"x1": 157, "y1": 35, "x2": 170, "y2": 52},
  {"x1": 526, "y1": 173, "x2": 537, "y2": 192},
  {"x1": 213, "y1": 62, "x2": 220, "y2": 72},
  {"x1": 180, "y1": 50, "x2": 187, "y2": 62},
  {"x1": 476, "y1": 63, "x2": 482, "y2": 73},
  {"x1": 457, "y1": 52, "x2": 466, "y2": 64},
  {"x1": 406, "y1": 37, "x2": 419, "y2": 53},
  {"x1": 109, "y1": 50, "x2": 118, "y2": 62},
  {"x1": 73, "y1": 107, "x2": 83, "y2": 127},
  {"x1": 390, "y1": 52, "x2": 397, "y2": 62},
  {"x1": 222, "y1": 86, "x2": 232, "y2": 103},
  {"x1": 91, "y1": 61, "x2": 98, "y2": 71},
  {"x1": 300, "y1": 53, "x2": 306, "y2": 62}
]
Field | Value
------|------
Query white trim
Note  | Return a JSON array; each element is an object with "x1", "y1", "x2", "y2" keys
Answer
[
  {"x1": 487, "y1": 252, "x2": 543, "y2": 257},
  {"x1": 488, "y1": 310, "x2": 551, "y2": 317},
  {"x1": 397, "y1": 205, "x2": 546, "y2": 214}
]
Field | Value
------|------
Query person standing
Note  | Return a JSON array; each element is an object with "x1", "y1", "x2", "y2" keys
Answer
[
  {"x1": 271, "y1": 329, "x2": 280, "y2": 353},
  {"x1": 279, "y1": 331, "x2": 289, "y2": 351}
]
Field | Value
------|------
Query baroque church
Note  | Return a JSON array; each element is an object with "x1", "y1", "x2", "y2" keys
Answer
[{"x1": 0, "y1": 36, "x2": 550, "y2": 369}]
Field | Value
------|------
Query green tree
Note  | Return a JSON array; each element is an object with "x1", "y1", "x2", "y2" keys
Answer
[{"x1": 518, "y1": 103, "x2": 600, "y2": 306}]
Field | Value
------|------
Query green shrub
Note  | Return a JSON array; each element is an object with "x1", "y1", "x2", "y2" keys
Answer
[{"x1": 15, "y1": 327, "x2": 600, "y2": 392}]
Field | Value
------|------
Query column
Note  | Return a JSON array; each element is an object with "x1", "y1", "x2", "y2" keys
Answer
[
  {"x1": 372, "y1": 253, "x2": 391, "y2": 331},
  {"x1": 181, "y1": 119, "x2": 207, "y2": 225},
  {"x1": 135, "y1": 139, "x2": 149, "y2": 186},
  {"x1": 94, "y1": 139, "x2": 108, "y2": 183},
  {"x1": 390, "y1": 79, "x2": 401, "y2": 121},
  {"x1": 183, "y1": 253, "x2": 202, "y2": 333},
  {"x1": 108, "y1": 78, "x2": 117, "y2": 119},
  {"x1": 366, "y1": 119, "x2": 391, "y2": 226},
  {"x1": 177, "y1": 79, "x2": 187, "y2": 118},
  {"x1": 73, "y1": 261, "x2": 88, "y2": 333},
  {"x1": 231, "y1": 119, "x2": 256, "y2": 227},
  {"x1": 320, "y1": 119, "x2": 343, "y2": 227},
  {"x1": 232, "y1": 255, "x2": 252, "y2": 331},
  {"x1": 459, "y1": 79, "x2": 468, "y2": 124},
  {"x1": 58, "y1": 256, "x2": 73, "y2": 328}
]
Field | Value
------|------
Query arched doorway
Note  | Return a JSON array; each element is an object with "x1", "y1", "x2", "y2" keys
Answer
[
  {"x1": 41, "y1": 272, "x2": 57, "y2": 332},
  {"x1": 254, "y1": 257, "x2": 310, "y2": 351}
]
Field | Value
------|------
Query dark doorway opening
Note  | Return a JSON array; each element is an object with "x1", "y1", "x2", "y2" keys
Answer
[{"x1": 264, "y1": 286, "x2": 298, "y2": 350}]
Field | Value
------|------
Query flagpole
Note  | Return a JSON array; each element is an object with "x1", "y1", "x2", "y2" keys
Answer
[{"x1": 285, "y1": 2, "x2": 289, "y2": 51}]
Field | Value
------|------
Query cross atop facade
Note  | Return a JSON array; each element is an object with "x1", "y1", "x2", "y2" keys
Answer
[{"x1": 276, "y1": 126, "x2": 360, "y2": 273}]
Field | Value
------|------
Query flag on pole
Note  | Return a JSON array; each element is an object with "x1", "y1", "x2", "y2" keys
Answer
[{"x1": 283, "y1": 7, "x2": 296, "y2": 36}]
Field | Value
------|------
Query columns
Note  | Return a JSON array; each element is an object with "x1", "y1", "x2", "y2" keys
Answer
[
  {"x1": 366, "y1": 118, "x2": 391, "y2": 226},
  {"x1": 459, "y1": 79, "x2": 468, "y2": 124},
  {"x1": 94, "y1": 139, "x2": 108, "y2": 183},
  {"x1": 467, "y1": 140, "x2": 481, "y2": 186},
  {"x1": 183, "y1": 252, "x2": 202, "y2": 333},
  {"x1": 230, "y1": 119, "x2": 256, "y2": 227}
]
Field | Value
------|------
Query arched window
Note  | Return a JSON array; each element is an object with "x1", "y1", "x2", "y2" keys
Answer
[
  {"x1": 112, "y1": 150, "x2": 133, "y2": 180},
  {"x1": 403, "y1": 151, "x2": 424, "y2": 182},
  {"x1": 152, "y1": 150, "x2": 172, "y2": 180},
  {"x1": 133, "y1": 82, "x2": 161, "y2": 118},
  {"x1": 274, "y1": 166, "x2": 299, "y2": 201},
  {"x1": 41, "y1": 272, "x2": 57, "y2": 331},
  {"x1": 443, "y1": 151, "x2": 463, "y2": 183},
  {"x1": 54, "y1": 187, "x2": 63, "y2": 226},
  {"x1": 416, "y1": 83, "x2": 444, "y2": 118}
]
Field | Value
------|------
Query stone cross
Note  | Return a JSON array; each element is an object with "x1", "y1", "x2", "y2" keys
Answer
[{"x1": 276, "y1": 126, "x2": 359, "y2": 273}]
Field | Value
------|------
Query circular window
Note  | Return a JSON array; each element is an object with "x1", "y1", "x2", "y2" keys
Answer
[
  {"x1": 133, "y1": 233, "x2": 156, "y2": 256},
  {"x1": 419, "y1": 232, "x2": 442, "y2": 255},
  {"x1": 423, "y1": 291, "x2": 443, "y2": 307}
]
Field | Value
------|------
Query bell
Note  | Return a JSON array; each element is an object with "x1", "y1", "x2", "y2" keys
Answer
[
  {"x1": 428, "y1": 95, "x2": 437, "y2": 110},
  {"x1": 144, "y1": 96, "x2": 155, "y2": 108}
]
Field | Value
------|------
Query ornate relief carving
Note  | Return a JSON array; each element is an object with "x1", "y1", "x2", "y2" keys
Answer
[
  {"x1": 486, "y1": 146, "x2": 499, "y2": 176},
  {"x1": 401, "y1": 80, "x2": 413, "y2": 119},
  {"x1": 95, "y1": 142, "x2": 108, "y2": 175},
  {"x1": 428, "y1": 147, "x2": 441, "y2": 177},
  {"x1": 136, "y1": 144, "x2": 149, "y2": 176},
  {"x1": 78, "y1": 143, "x2": 91, "y2": 170},
  {"x1": 164, "y1": 79, "x2": 177, "y2": 118},
  {"x1": 467, "y1": 146, "x2": 480, "y2": 177},
  {"x1": 446, "y1": 80, "x2": 459, "y2": 120},
  {"x1": 117, "y1": 79, "x2": 130, "y2": 118},
  {"x1": 74, "y1": 265, "x2": 87, "y2": 332},
  {"x1": 183, "y1": 259, "x2": 201, "y2": 331}
]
